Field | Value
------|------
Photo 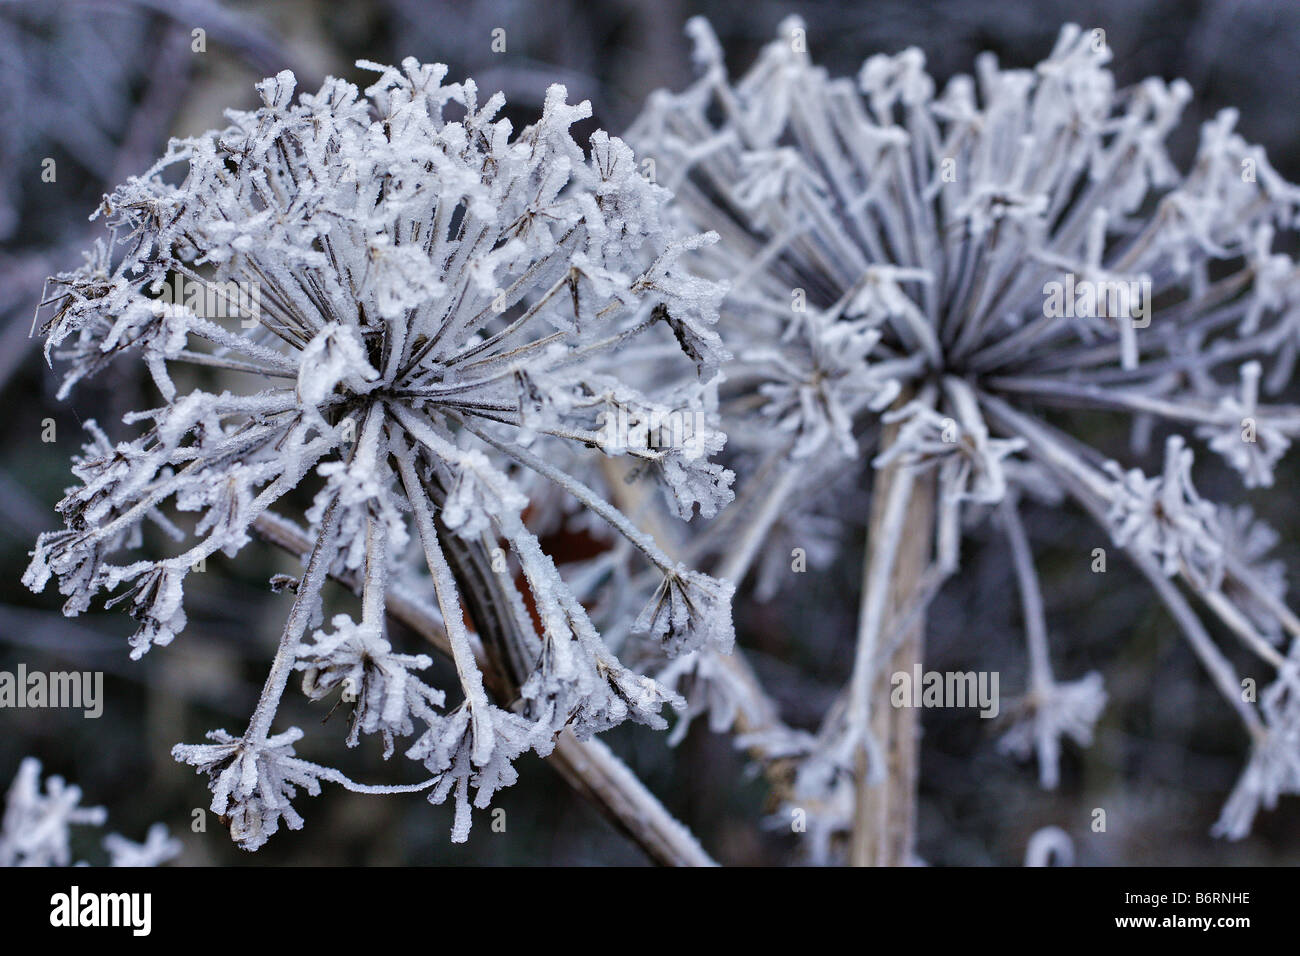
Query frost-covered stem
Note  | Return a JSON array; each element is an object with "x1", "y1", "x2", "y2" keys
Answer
[
  {"x1": 1199, "y1": 588, "x2": 1288, "y2": 670},
  {"x1": 1225, "y1": 553, "x2": 1300, "y2": 643},
  {"x1": 547, "y1": 732, "x2": 717, "y2": 867},
  {"x1": 393, "y1": 440, "x2": 494, "y2": 764},
  {"x1": 715, "y1": 456, "x2": 800, "y2": 586},
  {"x1": 246, "y1": 402, "x2": 382, "y2": 743},
  {"x1": 848, "y1": 393, "x2": 934, "y2": 867},
  {"x1": 980, "y1": 393, "x2": 1263, "y2": 734},
  {"x1": 1130, "y1": 554, "x2": 1263, "y2": 736},
  {"x1": 987, "y1": 375, "x2": 1300, "y2": 431},
  {"x1": 452, "y1": 413, "x2": 672, "y2": 569},
  {"x1": 597, "y1": 458, "x2": 788, "y2": 755},
  {"x1": 999, "y1": 499, "x2": 1054, "y2": 694},
  {"x1": 245, "y1": 495, "x2": 339, "y2": 744},
  {"x1": 249, "y1": 510, "x2": 718, "y2": 866}
]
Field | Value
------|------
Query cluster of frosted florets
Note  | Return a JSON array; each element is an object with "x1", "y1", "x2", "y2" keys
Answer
[
  {"x1": 28, "y1": 59, "x2": 735, "y2": 848},
  {"x1": 625, "y1": 18, "x2": 1300, "y2": 857}
]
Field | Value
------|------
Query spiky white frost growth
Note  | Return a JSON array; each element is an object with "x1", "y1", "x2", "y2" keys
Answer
[
  {"x1": 0, "y1": 757, "x2": 179, "y2": 867},
  {"x1": 102, "y1": 824, "x2": 183, "y2": 868},
  {"x1": 295, "y1": 613, "x2": 445, "y2": 756},
  {"x1": 998, "y1": 672, "x2": 1107, "y2": 790},
  {"x1": 628, "y1": 17, "x2": 1300, "y2": 857},
  {"x1": 1104, "y1": 435, "x2": 1223, "y2": 589},
  {"x1": 28, "y1": 60, "x2": 735, "y2": 848},
  {"x1": 171, "y1": 726, "x2": 435, "y2": 851}
]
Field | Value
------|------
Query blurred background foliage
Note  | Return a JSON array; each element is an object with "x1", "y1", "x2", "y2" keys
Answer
[{"x1": 2, "y1": 0, "x2": 1299, "y2": 865}]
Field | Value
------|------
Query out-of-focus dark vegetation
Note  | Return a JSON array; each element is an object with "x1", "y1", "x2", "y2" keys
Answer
[{"x1": 3, "y1": 0, "x2": 1299, "y2": 865}]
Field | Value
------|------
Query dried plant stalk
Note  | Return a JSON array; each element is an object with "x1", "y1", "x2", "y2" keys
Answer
[{"x1": 850, "y1": 399, "x2": 935, "y2": 866}]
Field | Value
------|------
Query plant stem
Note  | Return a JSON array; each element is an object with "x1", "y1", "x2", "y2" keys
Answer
[
  {"x1": 245, "y1": 496, "x2": 337, "y2": 744},
  {"x1": 848, "y1": 394, "x2": 935, "y2": 867},
  {"x1": 251, "y1": 510, "x2": 716, "y2": 867}
]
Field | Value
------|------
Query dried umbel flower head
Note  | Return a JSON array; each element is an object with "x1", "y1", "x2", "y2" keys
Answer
[
  {"x1": 629, "y1": 18, "x2": 1300, "y2": 854},
  {"x1": 27, "y1": 59, "x2": 735, "y2": 848}
]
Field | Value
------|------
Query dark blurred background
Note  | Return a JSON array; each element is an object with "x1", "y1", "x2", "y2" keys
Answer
[{"x1": 3, "y1": 0, "x2": 1299, "y2": 865}]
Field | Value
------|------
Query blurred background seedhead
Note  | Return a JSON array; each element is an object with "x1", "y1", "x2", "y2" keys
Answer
[{"x1": 4, "y1": 0, "x2": 1300, "y2": 865}]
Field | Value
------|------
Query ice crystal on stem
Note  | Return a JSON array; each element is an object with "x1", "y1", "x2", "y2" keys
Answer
[
  {"x1": 28, "y1": 59, "x2": 734, "y2": 848},
  {"x1": 1198, "y1": 361, "x2": 1291, "y2": 488},
  {"x1": 629, "y1": 17, "x2": 1300, "y2": 856},
  {"x1": 295, "y1": 614, "x2": 446, "y2": 757},
  {"x1": 171, "y1": 726, "x2": 429, "y2": 852}
]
